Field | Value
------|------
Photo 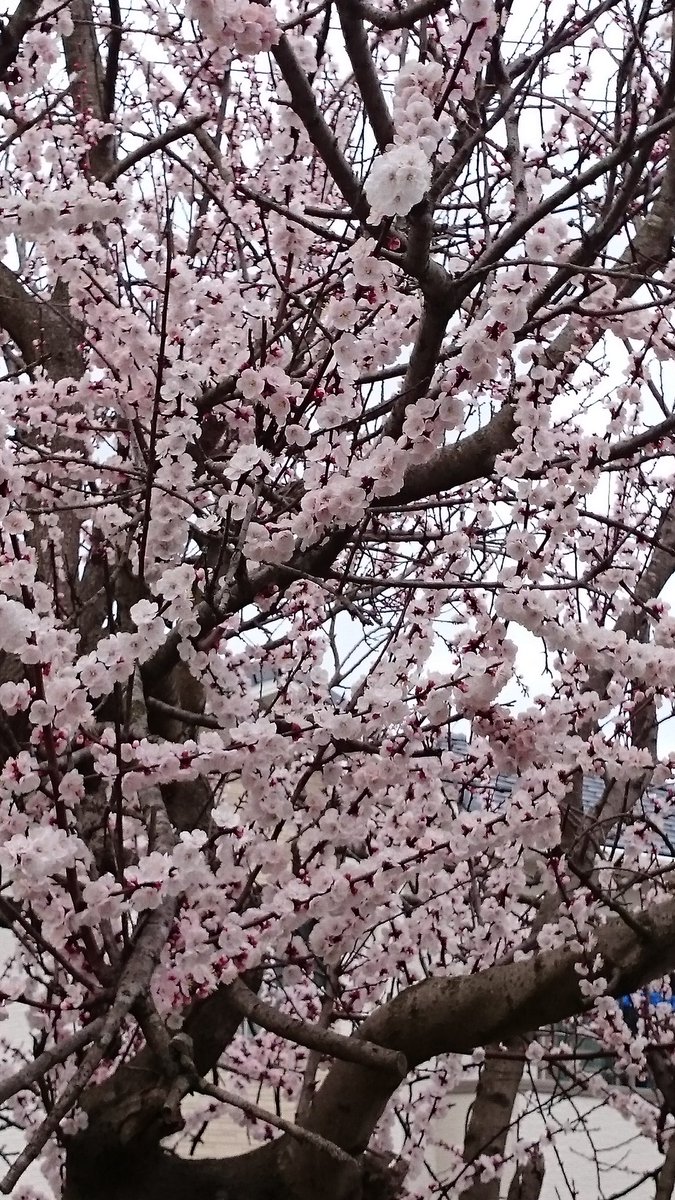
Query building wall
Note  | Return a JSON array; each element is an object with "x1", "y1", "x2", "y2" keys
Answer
[{"x1": 431, "y1": 1088, "x2": 662, "y2": 1198}]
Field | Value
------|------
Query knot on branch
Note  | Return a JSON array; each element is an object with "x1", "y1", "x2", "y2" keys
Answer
[{"x1": 161, "y1": 1033, "x2": 198, "y2": 1134}]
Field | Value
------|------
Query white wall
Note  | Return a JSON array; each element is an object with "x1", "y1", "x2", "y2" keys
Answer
[
  {"x1": 0, "y1": 931, "x2": 49, "y2": 1197},
  {"x1": 432, "y1": 1088, "x2": 662, "y2": 1198}
]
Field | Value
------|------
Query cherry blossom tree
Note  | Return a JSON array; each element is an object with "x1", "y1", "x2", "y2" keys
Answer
[{"x1": 5, "y1": 0, "x2": 675, "y2": 1197}]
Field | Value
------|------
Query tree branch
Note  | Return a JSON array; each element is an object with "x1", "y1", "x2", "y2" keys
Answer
[
  {"x1": 226, "y1": 978, "x2": 407, "y2": 1077},
  {"x1": 0, "y1": 1017, "x2": 105, "y2": 1106},
  {"x1": 280, "y1": 894, "x2": 675, "y2": 1198},
  {"x1": 336, "y1": 0, "x2": 394, "y2": 151},
  {"x1": 460, "y1": 1039, "x2": 529, "y2": 1200},
  {"x1": 272, "y1": 35, "x2": 366, "y2": 215},
  {"x1": 0, "y1": 0, "x2": 40, "y2": 81},
  {"x1": 103, "y1": 116, "x2": 209, "y2": 184},
  {"x1": 506, "y1": 1150, "x2": 545, "y2": 1200}
]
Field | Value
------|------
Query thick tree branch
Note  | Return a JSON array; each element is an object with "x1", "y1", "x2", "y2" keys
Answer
[
  {"x1": 336, "y1": 1, "x2": 394, "y2": 151},
  {"x1": 385, "y1": 295, "x2": 452, "y2": 440},
  {"x1": 657, "y1": 1136, "x2": 675, "y2": 1200},
  {"x1": 345, "y1": 0, "x2": 451, "y2": 30},
  {"x1": 0, "y1": 261, "x2": 42, "y2": 365},
  {"x1": 63, "y1": 0, "x2": 116, "y2": 178},
  {"x1": 391, "y1": 405, "x2": 517, "y2": 505},
  {"x1": 79, "y1": 978, "x2": 259, "y2": 1146},
  {"x1": 0, "y1": 0, "x2": 40, "y2": 81},
  {"x1": 272, "y1": 36, "x2": 366, "y2": 215},
  {"x1": 460, "y1": 1039, "x2": 528, "y2": 1200},
  {"x1": 281, "y1": 895, "x2": 675, "y2": 1198},
  {"x1": 506, "y1": 1150, "x2": 545, "y2": 1200},
  {"x1": 226, "y1": 978, "x2": 407, "y2": 1077},
  {"x1": 103, "y1": 0, "x2": 122, "y2": 120}
]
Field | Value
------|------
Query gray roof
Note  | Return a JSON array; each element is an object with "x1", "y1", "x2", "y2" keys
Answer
[{"x1": 448, "y1": 736, "x2": 675, "y2": 855}]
